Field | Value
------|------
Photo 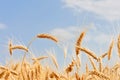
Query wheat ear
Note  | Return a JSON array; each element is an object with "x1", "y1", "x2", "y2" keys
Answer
[
  {"x1": 75, "y1": 31, "x2": 86, "y2": 55},
  {"x1": 37, "y1": 33, "x2": 58, "y2": 43},
  {"x1": 108, "y1": 40, "x2": 114, "y2": 60},
  {"x1": 76, "y1": 46, "x2": 98, "y2": 60}
]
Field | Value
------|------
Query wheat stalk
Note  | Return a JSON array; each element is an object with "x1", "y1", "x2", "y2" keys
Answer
[
  {"x1": 50, "y1": 54, "x2": 59, "y2": 69},
  {"x1": 88, "y1": 56, "x2": 97, "y2": 71}
]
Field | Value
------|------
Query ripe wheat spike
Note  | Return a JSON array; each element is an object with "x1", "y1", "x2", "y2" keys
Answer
[{"x1": 37, "y1": 33, "x2": 58, "y2": 43}]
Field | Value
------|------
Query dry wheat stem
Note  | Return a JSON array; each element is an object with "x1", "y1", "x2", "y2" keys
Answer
[
  {"x1": 50, "y1": 54, "x2": 59, "y2": 69},
  {"x1": 88, "y1": 56, "x2": 97, "y2": 71},
  {"x1": 75, "y1": 56, "x2": 81, "y2": 71}
]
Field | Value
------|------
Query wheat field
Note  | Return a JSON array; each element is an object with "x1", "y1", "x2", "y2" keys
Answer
[{"x1": 0, "y1": 32, "x2": 120, "y2": 80}]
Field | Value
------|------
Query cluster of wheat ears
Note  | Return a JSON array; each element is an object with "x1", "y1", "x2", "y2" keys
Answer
[{"x1": 0, "y1": 31, "x2": 120, "y2": 80}]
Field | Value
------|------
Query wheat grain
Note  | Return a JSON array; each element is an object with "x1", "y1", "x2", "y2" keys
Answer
[{"x1": 37, "y1": 33, "x2": 58, "y2": 43}]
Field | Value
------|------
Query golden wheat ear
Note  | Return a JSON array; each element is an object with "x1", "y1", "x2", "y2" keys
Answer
[
  {"x1": 75, "y1": 31, "x2": 86, "y2": 55},
  {"x1": 65, "y1": 59, "x2": 75, "y2": 74},
  {"x1": 11, "y1": 45, "x2": 28, "y2": 52},
  {"x1": 8, "y1": 40, "x2": 28, "y2": 55},
  {"x1": 8, "y1": 40, "x2": 13, "y2": 55},
  {"x1": 89, "y1": 70, "x2": 110, "y2": 80},
  {"x1": 107, "y1": 40, "x2": 114, "y2": 60},
  {"x1": 76, "y1": 46, "x2": 98, "y2": 60},
  {"x1": 37, "y1": 33, "x2": 58, "y2": 43}
]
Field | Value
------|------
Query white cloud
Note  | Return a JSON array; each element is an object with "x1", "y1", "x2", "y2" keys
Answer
[
  {"x1": 93, "y1": 33, "x2": 113, "y2": 44},
  {"x1": 0, "y1": 23, "x2": 7, "y2": 29},
  {"x1": 50, "y1": 28, "x2": 75, "y2": 41},
  {"x1": 63, "y1": 0, "x2": 120, "y2": 20}
]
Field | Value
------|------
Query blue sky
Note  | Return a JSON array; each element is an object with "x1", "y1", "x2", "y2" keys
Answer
[{"x1": 0, "y1": 0, "x2": 120, "y2": 70}]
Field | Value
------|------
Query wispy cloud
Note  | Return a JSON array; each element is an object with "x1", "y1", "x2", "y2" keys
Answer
[
  {"x1": 50, "y1": 27, "x2": 75, "y2": 42},
  {"x1": 0, "y1": 23, "x2": 7, "y2": 30},
  {"x1": 63, "y1": 0, "x2": 120, "y2": 21},
  {"x1": 50, "y1": 25, "x2": 113, "y2": 46}
]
